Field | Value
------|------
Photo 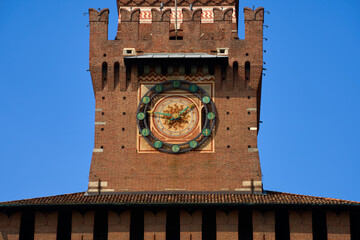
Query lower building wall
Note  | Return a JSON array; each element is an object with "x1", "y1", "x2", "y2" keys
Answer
[
  {"x1": 34, "y1": 211, "x2": 58, "y2": 240},
  {"x1": 0, "y1": 212, "x2": 21, "y2": 240},
  {"x1": 71, "y1": 211, "x2": 94, "y2": 240},
  {"x1": 180, "y1": 210, "x2": 202, "y2": 240},
  {"x1": 253, "y1": 210, "x2": 275, "y2": 240},
  {"x1": 108, "y1": 210, "x2": 130, "y2": 240},
  {"x1": 0, "y1": 208, "x2": 356, "y2": 240},
  {"x1": 327, "y1": 210, "x2": 351, "y2": 240},
  {"x1": 144, "y1": 210, "x2": 166, "y2": 240}
]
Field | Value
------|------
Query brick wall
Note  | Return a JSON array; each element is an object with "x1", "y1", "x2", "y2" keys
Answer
[
  {"x1": 0, "y1": 212, "x2": 21, "y2": 240},
  {"x1": 144, "y1": 210, "x2": 166, "y2": 240},
  {"x1": 327, "y1": 210, "x2": 351, "y2": 240},
  {"x1": 108, "y1": 210, "x2": 130, "y2": 239},
  {"x1": 34, "y1": 211, "x2": 58, "y2": 240},
  {"x1": 180, "y1": 210, "x2": 202, "y2": 240},
  {"x1": 253, "y1": 210, "x2": 275, "y2": 240},
  {"x1": 71, "y1": 211, "x2": 94, "y2": 240},
  {"x1": 217, "y1": 210, "x2": 238, "y2": 239},
  {"x1": 289, "y1": 210, "x2": 313, "y2": 239}
]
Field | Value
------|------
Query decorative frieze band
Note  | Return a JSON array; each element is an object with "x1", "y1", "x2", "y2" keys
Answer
[
  {"x1": 119, "y1": 6, "x2": 236, "y2": 25},
  {"x1": 139, "y1": 71, "x2": 215, "y2": 82},
  {"x1": 170, "y1": 9, "x2": 183, "y2": 29},
  {"x1": 140, "y1": 8, "x2": 152, "y2": 23}
]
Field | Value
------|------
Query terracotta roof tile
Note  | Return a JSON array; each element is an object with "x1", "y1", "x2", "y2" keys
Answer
[{"x1": 0, "y1": 191, "x2": 359, "y2": 207}]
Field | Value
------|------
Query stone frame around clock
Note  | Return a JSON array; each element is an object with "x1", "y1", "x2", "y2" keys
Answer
[{"x1": 136, "y1": 80, "x2": 216, "y2": 154}]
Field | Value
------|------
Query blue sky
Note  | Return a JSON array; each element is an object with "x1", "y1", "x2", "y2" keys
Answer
[{"x1": 0, "y1": 0, "x2": 359, "y2": 202}]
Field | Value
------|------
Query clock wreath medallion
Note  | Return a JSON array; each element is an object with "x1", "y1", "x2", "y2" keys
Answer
[{"x1": 136, "y1": 80, "x2": 216, "y2": 154}]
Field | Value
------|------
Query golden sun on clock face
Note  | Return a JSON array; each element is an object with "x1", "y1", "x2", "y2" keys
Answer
[{"x1": 151, "y1": 96, "x2": 200, "y2": 142}]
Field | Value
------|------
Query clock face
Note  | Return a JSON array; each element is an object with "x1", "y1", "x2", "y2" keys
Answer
[
  {"x1": 136, "y1": 80, "x2": 216, "y2": 154},
  {"x1": 152, "y1": 96, "x2": 199, "y2": 141}
]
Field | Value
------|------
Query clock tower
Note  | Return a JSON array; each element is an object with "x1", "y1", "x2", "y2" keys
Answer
[
  {"x1": 0, "y1": 1, "x2": 358, "y2": 240},
  {"x1": 87, "y1": 0, "x2": 265, "y2": 194}
]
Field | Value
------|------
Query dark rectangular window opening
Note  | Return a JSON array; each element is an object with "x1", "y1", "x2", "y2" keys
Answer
[
  {"x1": 166, "y1": 209, "x2": 180, "y2": 240},
  {"x1": 130, "y1": 209, "x2": 144, "y2": 240},
  {"x1": 19, "y1": 211, "x2": 35, "y2": 240},
  {"x1": 138, "y1": 63, "x2": 144, "y2": 76},
  {"x1": 233, "y1": 61, "x2": 239, "y2": 83},
  {"x1": 169, "y1": 28, "x2": 183, "y2": 41},
  {"x1": 245, "y1": 61, "x2": 250, "y2": 87},
  {"x1": 126, "y1": 64, "x2": 131, "y2": 89},
  {"x1": 275, "y1": 209, "x2": 290, "y2": 240},
  {"x1": 221, "y1": 64, "x2": 227, "y2": 82},
  {"x1": 312, "y1": 209, "x2": 327, "y2": 240},
  {"x1": 114, "y1": 62, "x2": 120, "y2": 89},
  {"x1": 57, "y1": 210, "x2": 72, "y2": 240},
  {"x1": 161, "y1": 64, "x2": 167, "y2": 75},
  {"x1": 185, "y1": 64, "x2": 191, "y2": 75},
  {"x1": 169, "y1": 36, "x2": 183, "y2": 40},
  {"x1": 94, "y1": 209, "x2": 108, "y2": 240},
  {"x1": 238, "y1": 208, "x2": 253, "y2": 240},
  {"x1": 102, "y1": 62, "x2": 108, "y2": 90},
  {"x1": 202, "y1": 209, "x2": 216, "y2": 240},
  {"x1": 351, "y1": 210, "x2": 360, "y2": 240},
  {"x1": 208, "y1": 64, "x2": 215, "y2": 75}
]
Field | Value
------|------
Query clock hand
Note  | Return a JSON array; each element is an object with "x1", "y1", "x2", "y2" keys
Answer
[
  {"x1": 167, "y1": 104, "x2": 195, "y2": 122},
  {"x1": 179, "y1": 103, "x2": 195, "y2": 117},
  {"x1": 179, "y1": 104, "x2": 193, "y2": 115},
  {"x1": 147, "y1": 111, "x2": 172, "y2": 117}
]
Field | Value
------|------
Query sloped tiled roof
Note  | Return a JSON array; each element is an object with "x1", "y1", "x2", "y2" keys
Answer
[{"x1": 1, "y1": 191, "x2": 359, "y2": 207}]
